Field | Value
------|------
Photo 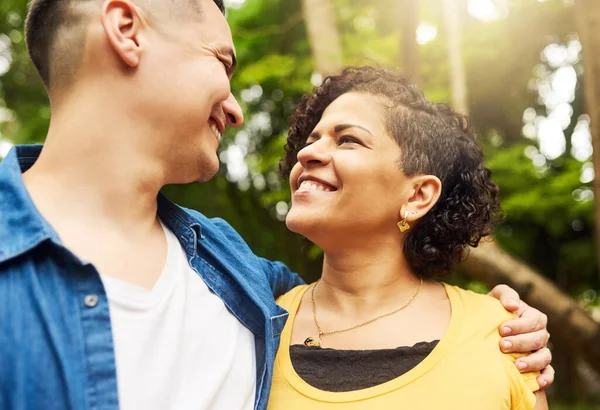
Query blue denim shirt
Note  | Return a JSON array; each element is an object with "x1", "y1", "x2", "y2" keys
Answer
[{"x1": 0, "y1": 145, "x2": 305, "y2": 410}]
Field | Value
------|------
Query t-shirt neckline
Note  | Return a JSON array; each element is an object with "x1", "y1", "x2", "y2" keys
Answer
[
  {"x1": 277, "y1": 282, "x2": 464, "y2": 403},
  {"x1": 100, "y1": 220, "x2": 181, "y2": 310}
]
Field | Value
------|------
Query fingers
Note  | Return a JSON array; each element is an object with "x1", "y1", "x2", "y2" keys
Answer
[
  {"x1": 490, "y1": 287, "x2": 553, "y2": 391},
  {"x1": 537, "y1": 364, "x2": 555, "y2": 389},
  {"x1": 499, "y1": 306, "x2": 548, "y2": 337},
  {"x1": 500, "y1": 329, "x2": 550, "y2": 353},
  {"x1": 513, "y1": 347, "x2": 552, "y2": 373},
  {"x1": 488, "y1": 284, "x2": 521, "y2": 312}
]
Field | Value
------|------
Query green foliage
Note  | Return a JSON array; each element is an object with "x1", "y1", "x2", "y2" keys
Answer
[
  {"x1": 489, "y1": 144, "x2": 596, "y2": 292},
  {"x1": 0, "y1": 0, "x2": 594, "y2": 289},
  {"x1": 0, "y1": 0, "x2": 48, "y2": 145},
  {"x1": 0, "y1": 0, "x2": 594, "y2": 279}
]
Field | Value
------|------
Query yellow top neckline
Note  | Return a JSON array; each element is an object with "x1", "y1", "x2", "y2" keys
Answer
[{"x1": 276, "y1": 282, "x2": 464, "y2": 403}]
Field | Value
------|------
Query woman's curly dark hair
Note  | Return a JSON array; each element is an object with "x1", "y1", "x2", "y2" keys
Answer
[{"x1": 280, "y1": 66, "x2": 502, "y2": 279}]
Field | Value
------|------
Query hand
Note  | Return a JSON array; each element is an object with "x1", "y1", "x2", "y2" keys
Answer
[{"x1": 488, "y1": 284, "x2": 553, "y2": 389}]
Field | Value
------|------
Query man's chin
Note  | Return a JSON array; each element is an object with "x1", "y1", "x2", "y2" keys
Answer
[
  {"x1": 195, "y1": 174, "x2": 216, "y2": 183},
  {"x1": 194, "y1": 160, "x2": 220, "y2": 183}
]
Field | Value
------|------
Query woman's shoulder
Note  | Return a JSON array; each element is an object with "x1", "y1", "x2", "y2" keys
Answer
[
  {"x1": 445, "y1": 284, "x2": 540, "y2": 408},
  {"x1": 276, "y1": 284, "x2": 311, "y2": 310},
  {"x1": 445, "y1": 283, "x2": 517, "y2": 326}
]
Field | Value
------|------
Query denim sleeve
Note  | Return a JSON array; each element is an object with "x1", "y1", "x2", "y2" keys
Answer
[
  {"x1": 259, "y1": 258, "x2": 306, "y2": 299},
  {"x1": 209, "y1": 217, "x2": 306, "y2": 297}
]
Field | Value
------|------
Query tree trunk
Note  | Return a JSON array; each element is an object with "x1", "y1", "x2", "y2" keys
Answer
[
  {"x1": 441, "y1": 0, "x2": 469, "y2": 114},
  {"x1": 300, "y1": 0, "x2": 343, "y2": 77},
  {"x1": 443, "y1": 0, "x2": 600, "y2": 375},
  {"x1": 573, "y1": 0, "x2": 600, "y2": 279},
  {"x1": 399, "y1": 0, "x2": 422, "y2": 86},
  {"x1": 464, "y1": 241, "x2": 600, "y2": 373}
]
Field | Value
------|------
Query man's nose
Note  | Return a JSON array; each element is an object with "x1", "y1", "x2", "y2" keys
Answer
[{"x1": 222, "y1": 93, "x2": 244, "y2": 128}]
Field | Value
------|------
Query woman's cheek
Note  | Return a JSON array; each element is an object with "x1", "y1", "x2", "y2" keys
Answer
[{"x1": 289, "y1": 161, "x2": 303, "y2": 187}]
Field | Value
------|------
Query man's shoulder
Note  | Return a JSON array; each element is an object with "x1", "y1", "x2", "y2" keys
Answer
[
  {"x1": 178, "y1": 206, "x2": 211, "y2": 224},
  {"x1": 173, "y1": 206, "x2": 267, "y2": 275},
  {"x1": 179, "y1": 207, "x2": 247, "y2": 244},
  {"x1": 172, "y1": 202, "x2": 303, "y2": 299}
]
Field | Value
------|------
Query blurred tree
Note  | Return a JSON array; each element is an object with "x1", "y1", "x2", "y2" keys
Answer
[
  {"x1": 439, "y1": 0, "x2": 600, "y2": 386},
  {"x1": 574, "y1": 0, "x2": 600, "y2": 280},
  {"x1": 399, "y1": 0, "x2": 422, "y2": 85},
  {"x1": 437, "y1": 0, "x2": 599, "y2": 395},
  {"x1": 441, "y1": 0, "x2": 468, "y2": 114},
  {"x1": 300, "y1": 0, "x2": 342, "y2": 76},
  {"x1": 463, "y1": 238, "x2": 600, "y2": 382}
]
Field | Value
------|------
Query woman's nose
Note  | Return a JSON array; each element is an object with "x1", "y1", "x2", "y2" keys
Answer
[{"x1": 297, "y1": 138, "x2": 332, "y2": 167}]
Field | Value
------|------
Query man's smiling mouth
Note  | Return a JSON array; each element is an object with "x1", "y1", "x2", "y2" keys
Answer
[{"x1": 208, "y1": 118, "x2": 223, "y2": 141}]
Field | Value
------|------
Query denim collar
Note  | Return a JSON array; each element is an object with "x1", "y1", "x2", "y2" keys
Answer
[
  {"x1": 0, "y1": 145, "x2": 58, "y2": 263},
  {"x1": 0, "y1": 144, "x2": 203, "y2": 264}
]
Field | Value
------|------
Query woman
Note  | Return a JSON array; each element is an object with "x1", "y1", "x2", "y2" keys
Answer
[{"x1": 268, "y1": 66, "x2": 548, "y2": 409}]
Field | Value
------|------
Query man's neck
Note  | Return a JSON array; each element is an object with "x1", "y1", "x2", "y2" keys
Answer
[{"x1": 22, "y1": 98, "x2": 165, "y2": 233}]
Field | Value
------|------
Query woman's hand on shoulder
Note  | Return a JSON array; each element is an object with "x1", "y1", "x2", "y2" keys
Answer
[{"x1": 488, "y1": 284, "x2": 554, "y2": 390}]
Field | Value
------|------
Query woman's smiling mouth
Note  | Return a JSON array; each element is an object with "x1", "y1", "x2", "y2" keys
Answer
[
  {"x1": 296, "y1": 176, "x2": 338, "y2": 194},
  {"x1": 297, "y1": 180, "x2": 335, "y2": 192}
]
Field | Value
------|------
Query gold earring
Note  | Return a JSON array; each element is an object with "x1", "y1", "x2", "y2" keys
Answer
[{"x1": 397, "y1": 210, "x2": 410, "y2": 232}]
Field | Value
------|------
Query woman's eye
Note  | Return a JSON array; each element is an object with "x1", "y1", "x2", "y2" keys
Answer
[
  {"x1": 339, "y1": 135, "x2": 361, "y2": 145},
  {"x1": 301, "y1": 139, "x2": 316, "y2": 149}
]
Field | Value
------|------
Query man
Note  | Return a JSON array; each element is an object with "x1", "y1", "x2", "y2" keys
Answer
[{"x1": 0, "y1": 0, "x2": 553, "y2": 409}]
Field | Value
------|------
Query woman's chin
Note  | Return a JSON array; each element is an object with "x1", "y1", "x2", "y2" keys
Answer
[{"x1": 285, "y1": 214, "x2": 318, "y2": 237}]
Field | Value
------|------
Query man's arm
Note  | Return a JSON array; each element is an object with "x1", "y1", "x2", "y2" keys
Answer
[
  {"x1": 533, "y1": 391, "x2": 549, "y2": 410},
  {"x1": 203, "y1": 216, "x2": 306, "y2": 298},
  {"x1": 489, "y1": 284, "x2": 554, "y2": 389},
  {"x1": 260, "y1": 259, "x2": 306, "y2": 299}
]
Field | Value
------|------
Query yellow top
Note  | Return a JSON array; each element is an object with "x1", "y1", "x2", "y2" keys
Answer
[{"x1": 268, "y1": 283, "x2": 539, "y2": 410}]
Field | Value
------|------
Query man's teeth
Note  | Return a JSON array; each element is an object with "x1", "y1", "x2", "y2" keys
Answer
[
  {"x1": 210, "y1": 123, "x2": 222, "y2": 140},
  {"x1": 298, "y1": 180, "x2": 334, "y2": 192}
]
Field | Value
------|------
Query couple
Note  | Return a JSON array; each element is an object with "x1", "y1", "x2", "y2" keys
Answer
[{"x1": 0, "y1": 1, "x2": 551, "y2": 410}]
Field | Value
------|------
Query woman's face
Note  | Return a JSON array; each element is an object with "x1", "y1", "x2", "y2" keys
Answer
[{"x1": 286, "y1": 92, "x2": 416, "y2": 247}]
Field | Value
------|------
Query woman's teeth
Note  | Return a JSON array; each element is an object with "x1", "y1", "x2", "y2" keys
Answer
[
  {"x1": 298, "y1": 180, "x2": 334, "y2": 192},
  {"x1": 210, "y1": 123, "x2": 222, "y2": 141}
]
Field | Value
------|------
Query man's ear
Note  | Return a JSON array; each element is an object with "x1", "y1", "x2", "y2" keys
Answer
[
  {"x1": 406, "y1": 174, "x2": 442, "y2": 217},
  {"x1": 101, "y1": 0, "x2": 146, "y2": 68}
]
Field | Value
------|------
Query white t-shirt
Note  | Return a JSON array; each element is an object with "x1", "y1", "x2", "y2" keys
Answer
[{"x1": 101, "y1": 222, "x2": 257, "y2": 410}]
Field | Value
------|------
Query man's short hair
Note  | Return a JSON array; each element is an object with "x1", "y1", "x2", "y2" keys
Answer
[{"x1": 25, "y1": 0, "x2": 226, "y2": 90}]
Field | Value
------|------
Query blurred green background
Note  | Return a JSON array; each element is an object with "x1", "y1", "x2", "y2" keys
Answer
[{"x1": 0, "y1": 0, "x2": 598, "y2": 407}]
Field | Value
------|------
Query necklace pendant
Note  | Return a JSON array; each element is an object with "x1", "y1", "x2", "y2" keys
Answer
[{"x1": 304, "y1": 337, "x2": 320, "y2": 347}]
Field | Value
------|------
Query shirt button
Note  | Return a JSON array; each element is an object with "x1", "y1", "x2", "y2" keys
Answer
[{"x1": 84, "y1": 294, "x2": 98, "y2": 308}]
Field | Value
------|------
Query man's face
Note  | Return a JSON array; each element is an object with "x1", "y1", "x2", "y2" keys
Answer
[{"x1": 135, "y1": 0, "x2": 243, "y2": 183}]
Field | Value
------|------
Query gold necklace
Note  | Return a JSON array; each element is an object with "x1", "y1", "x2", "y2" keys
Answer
[{"x1": 304, "y1": 276, "x2": 424, "y2": 347}]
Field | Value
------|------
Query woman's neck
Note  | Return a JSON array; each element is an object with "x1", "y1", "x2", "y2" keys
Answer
[
  {"x1": 317, "y1": 245, "x2": 422, "y2": 317},
  {"x1": 291, "y1": 238, "x2": 450, "y2": 350}
]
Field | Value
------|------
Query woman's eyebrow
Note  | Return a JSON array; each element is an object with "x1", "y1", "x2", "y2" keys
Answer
[{"x1": 334, "y1": 123, "x2": 373, "y2": 135}]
